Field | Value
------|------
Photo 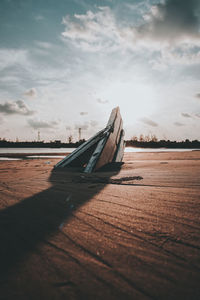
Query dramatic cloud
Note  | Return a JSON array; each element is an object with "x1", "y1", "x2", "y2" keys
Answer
[
  {"x1": 61, "y1": 1, "x2": 200, "y2": 53},
  {"x1": 97, "y1": 98, "x2": 109, "y2": 104},
  {"x1": 28, "y1": 119, "x2": 59, "y2": 129},
  {"x1": 0, "y1": 100, "x2": 35, "y2": 116},
  {"x1": 195, "y1": 93, "x2": 200, "y2": 98},
  {"x1": 0, "y1": 0, "x2": 200, "y2": 142},
  {"x1": 174, "y1": 122, "x2": 185, "y2": 126},
  {"x1": 137, "y1": 0, "x2": 200, "y2": 44},
  {"x1": 139, "y1": 117, "x2": 158, "y2": 127},
  {"x1": 80, "y1": 111, "x2": 88, "y2": 116},
  {"x1": 181, "y1": 112, "x2": 192, "y2": 118},
  {"x1": 24, "y1": 88, "x2": 37, "y2": 98}
]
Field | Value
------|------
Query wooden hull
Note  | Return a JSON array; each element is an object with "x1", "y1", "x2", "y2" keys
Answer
[
  {"x1": 87, "y1": 107, "x2": 123, "y2": 172},
  {"x1": 54, "y1": 107, "x2": 124, "y2": 173}
]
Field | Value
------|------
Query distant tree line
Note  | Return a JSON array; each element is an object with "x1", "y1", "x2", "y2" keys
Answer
[
  {"x1": 0, "y1": 134, "x2": 200, "y2": 148},
  {"x1": 125, "y1": 134, "x2": 200, "y2": 148},
  {"x1": 0, "y1": 138, "x2": 86, "y2": 148}
]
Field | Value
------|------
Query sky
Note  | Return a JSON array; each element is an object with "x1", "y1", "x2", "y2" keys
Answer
[{"x1": 0, "y1": 0, "x2": 200, "y2": 142}]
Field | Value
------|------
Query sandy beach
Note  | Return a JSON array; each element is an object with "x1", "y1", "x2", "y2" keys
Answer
[{"x1": 0, "y1": 151, "x2": 200, "y2": 299}]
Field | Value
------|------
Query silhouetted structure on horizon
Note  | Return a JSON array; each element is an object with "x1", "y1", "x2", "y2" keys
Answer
[
  {"x1": 0, "y1": 137, "x2": 200, "y2": 149},
  {"x1": 125, "y1": 138, "x2": 200, "y2": 149},
  {"x1": 0, "y1": 139, "x2": 86, "y2": 148}
]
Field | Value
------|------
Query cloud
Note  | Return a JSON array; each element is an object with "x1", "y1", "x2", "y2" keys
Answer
[
  {"x1": 150, "y1": 46, "x2": 200, "y2": 70},
  {"x1": 139, "y1": 117, "x2": 158, "y2": 127},
  {"x1": 195, "y1": 93, "x2": 200, "y2": 98},
  {"x1": 66, "y1": 126, "x2": 71, "y2": 130},
  {"x1": 0, "y1": 48, "x2": 29, "y2": 71},
  {"x1": 80, "y1": 111, "x2": 88, "y2": 116},
  {"x1": 97, "y1": 98, "x2": 109, "y2": 104},
  {"x1": 28, "y1": 119, "x2": 59, "y2": 129},
  {"x1": 137, "y1": 0, "x2": 200, "y2": 45},
  {"x1": 62, "y1": 7, "x2": 120, "y2": 52},
  {"x1": 174, "y1": 122, "x2": 185, "y2": 126},
  {"x1": 181, "y1": 112, "x2": 192, "y2": 118},
  {"x1": 61, "y1": 1, "x2": 200, "y2": 53},
  {"x1": 62, "y1": 0, "x2": 200, "y2": 76},
  {"x1": 61, "y1": 1, "x2": 200, "y2": 72},
  {"x1": 0, "y1": 100, "x2": 35, "y2": 116},
  {"x1": 181, "y1": 112, "x2": 200, "y2": 119},
  {"x1": 24, "y1": 88, "x2": 37, "y2": 98}
]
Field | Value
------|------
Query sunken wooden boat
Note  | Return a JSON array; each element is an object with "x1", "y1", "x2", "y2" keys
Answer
[{"x1": 54, "y1": 107, "x2": 125, "y2": 173}]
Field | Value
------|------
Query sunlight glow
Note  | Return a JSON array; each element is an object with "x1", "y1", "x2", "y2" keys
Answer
[{"x1": 98, "y1": 81, "x2": 157, "y2": 123}]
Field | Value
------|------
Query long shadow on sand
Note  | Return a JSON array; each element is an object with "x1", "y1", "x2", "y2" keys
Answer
[{"x1": 0, "y1": 163, "x2": 123, "y2": 281}]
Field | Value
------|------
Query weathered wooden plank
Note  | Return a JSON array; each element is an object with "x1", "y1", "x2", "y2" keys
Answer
[
  {"x1": 114, "y1": 129, "x2": 125, "y2": 162},
  {"x1": 85, "y1": 107, "x2": 122, "y2": 172},
  {"x1": 54, "y1": 127, "x2": 108, "y2": 168},
  {"x1": 84, "y1": 131, "x2": 109, "y2": 173},
  {"x1": 94, "y1": 107, "x2": 122, "y2": 170}
]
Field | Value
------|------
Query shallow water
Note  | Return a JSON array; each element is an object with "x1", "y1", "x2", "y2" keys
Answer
[
  {"x1": 0, "y1": 147, "x2": 198, "y2": 161},
  {"x1": 0, "y1": 148, "x2": 76, "y2": 154},
  {"x1": 125, "y1": 147, "x2": 199, "y2": 152},
  {"x1": 0, "y1": 157, "x2": 22, "y2": 161},
  {"x1": 0, "y1": 147, "x2": 198, "y2": 155}
]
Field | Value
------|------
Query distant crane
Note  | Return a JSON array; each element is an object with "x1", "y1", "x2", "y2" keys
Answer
[
  {"x1": 38, "y1": 131, "x2": 40, "y2": 142},
  {"x1": 78, "y1": 128, "x2": 81, "y2": 141}
]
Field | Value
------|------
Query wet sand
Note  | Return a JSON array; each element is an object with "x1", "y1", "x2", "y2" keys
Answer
[{"x1": 0, "y1": 151, "x2": 200, "y2": 299}]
